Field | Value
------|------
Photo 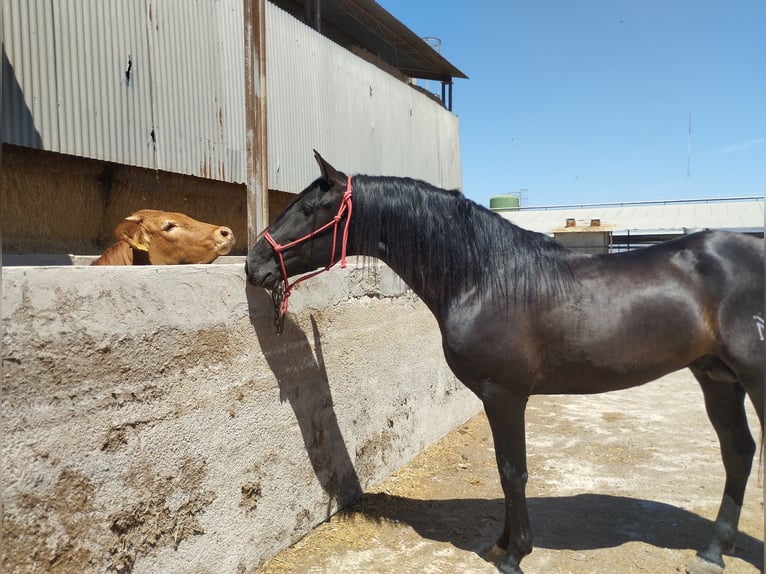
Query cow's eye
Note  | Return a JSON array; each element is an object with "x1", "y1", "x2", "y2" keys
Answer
[
  {"x1": 300, "y1": 204, "x2": 313, "y2": 216},
  {"x1": 162, "y1": 222, "x2": 177, "y2": 232}
]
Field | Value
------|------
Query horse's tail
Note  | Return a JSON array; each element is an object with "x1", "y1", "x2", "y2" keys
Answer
[{"x1": 760, "y1": 428, "x2": 764, "y2": 480}]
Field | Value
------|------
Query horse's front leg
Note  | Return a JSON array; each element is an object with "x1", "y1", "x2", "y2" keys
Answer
[{"x1": 480, "y1": 379, "x2": 532, "y2": 574}]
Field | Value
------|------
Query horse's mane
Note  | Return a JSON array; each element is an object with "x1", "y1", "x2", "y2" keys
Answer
[{"x1": 350, "y1": 175, "x2": 573, "y2": 310}]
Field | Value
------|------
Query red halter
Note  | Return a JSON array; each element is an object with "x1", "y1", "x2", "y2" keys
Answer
[{"x1": 263, "y1": 176, "x2": 353, "y2": 333}]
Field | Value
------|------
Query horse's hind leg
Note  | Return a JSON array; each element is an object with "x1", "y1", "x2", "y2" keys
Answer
[{"x1": 687, "y1": 365, "x2": 756, "y2": 574}]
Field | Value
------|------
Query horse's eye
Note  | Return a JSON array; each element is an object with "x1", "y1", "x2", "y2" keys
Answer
[{"x1": 300, "y1": 204, "x2": 313, "y2": 216}]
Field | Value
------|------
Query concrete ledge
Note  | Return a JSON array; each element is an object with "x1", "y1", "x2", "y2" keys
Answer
[
  {"x1": 2, "y1": 254, "x2": 247, "y2": 266},
  {"x1": 1, "y1": 263, "x2": 481, "y2": 573}
]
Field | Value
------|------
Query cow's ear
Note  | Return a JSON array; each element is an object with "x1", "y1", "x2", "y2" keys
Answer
[
  {"x1": 122, "y1": 233, "x2": 150, "y2": 252},
  {"x1": 116, "y1": 217, "x2": 150, "y2": 252},
  {"x1": 314, "y1": 150, "x2": 347, "y2": 190}
]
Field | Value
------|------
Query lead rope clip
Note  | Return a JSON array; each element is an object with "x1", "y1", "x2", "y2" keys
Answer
[{"x1": 271, "y1": 281, "x2": 286, "y2": 335}]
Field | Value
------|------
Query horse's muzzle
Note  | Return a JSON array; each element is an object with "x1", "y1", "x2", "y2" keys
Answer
[{"x1": 244, "y1": 258, "x2": 279, "y2": 289}]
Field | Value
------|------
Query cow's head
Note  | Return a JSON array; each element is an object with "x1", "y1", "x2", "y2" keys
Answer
[{"x1": 116, "y1": 209, "x2": 235, "y2": 264}]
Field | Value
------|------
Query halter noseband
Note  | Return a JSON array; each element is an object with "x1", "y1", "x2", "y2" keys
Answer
[{"x1": 263, "y1": 176, "x2": 353, "y2": 333}]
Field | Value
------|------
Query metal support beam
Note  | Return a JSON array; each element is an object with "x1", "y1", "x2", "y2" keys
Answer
[
  {"x1": 441, "y1": 80, "x2": 453, "y2": 111},
  {"x1": 244, "y1": 0, "x2": 268, "y2": 248}
]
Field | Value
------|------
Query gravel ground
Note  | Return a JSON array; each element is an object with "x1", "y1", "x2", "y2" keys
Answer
[{"x1": 257, "y1": 370, "x2": 763, "y2": 574}]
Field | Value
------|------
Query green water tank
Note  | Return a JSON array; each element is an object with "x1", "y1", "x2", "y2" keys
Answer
[{"x1": 489, "y1": 194, "x2": 521, "y2": 210}]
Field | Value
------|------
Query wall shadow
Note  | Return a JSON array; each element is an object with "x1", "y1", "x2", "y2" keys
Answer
[
  {"x1": 3, "y1": 48, "x2": 44, "y2": 148},
  {"x1": 347, "y1": 492, "x2": 764, "y2": 571},
  {"x1": 246, "y1": 284, "x2": 361, "y2": 514}
]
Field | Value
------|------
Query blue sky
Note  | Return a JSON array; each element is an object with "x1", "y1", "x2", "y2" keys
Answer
[{"x1": 378, "y1": 1, "x2": 766, "y2": 207}]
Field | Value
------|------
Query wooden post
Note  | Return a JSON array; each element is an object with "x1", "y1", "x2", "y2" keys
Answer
[{"x1": 244, "y1": 0, "x2": 268, "y2": 248}]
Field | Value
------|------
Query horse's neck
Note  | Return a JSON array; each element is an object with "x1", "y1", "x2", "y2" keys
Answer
[
  {"x1": 348, "y1": 188, "x2": 464, "y2": 314},
  {"x1": 347, "y1": 178, "x2": 573, "y2": 316}
]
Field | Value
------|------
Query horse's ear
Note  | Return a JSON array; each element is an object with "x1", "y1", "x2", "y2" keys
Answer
[{"x1": 313, "y1": 150, "x2": 347, "y2": 189}]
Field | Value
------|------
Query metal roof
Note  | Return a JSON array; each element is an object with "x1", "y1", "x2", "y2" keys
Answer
[
  {"x1": 495, "y1": 197, "x2": 765, "y2": 236},
  {"x1": 269, "y1": 0, "x2": 467, "y2": 82}
]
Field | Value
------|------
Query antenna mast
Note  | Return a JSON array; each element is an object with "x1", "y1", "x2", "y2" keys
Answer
[{"x1": 686, "y1": 112, "x2": 692, "y2": 196}]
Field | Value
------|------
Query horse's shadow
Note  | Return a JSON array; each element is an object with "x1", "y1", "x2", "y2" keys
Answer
[
  {"x1": 246, "y1": 285, "x2": 362, "y2": 513},
  {"x1": 346, "y1": 492, "x2": 763, "y2": 571}
]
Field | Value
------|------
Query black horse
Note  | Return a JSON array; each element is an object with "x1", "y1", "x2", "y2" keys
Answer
[{"x1": 245, "y1": 152, "x2": 764, "y2": 574}]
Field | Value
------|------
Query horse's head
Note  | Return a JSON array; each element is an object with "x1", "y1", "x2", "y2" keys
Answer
[{"x1": 245, "y1": 151, "x2": 350, "y2": 290}]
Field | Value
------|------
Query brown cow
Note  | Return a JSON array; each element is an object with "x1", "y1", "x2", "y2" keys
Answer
[{"x1": 91, "y1": 209, "x2": 235, "y2": 265}]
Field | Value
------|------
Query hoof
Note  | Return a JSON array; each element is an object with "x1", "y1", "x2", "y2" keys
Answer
[
  {"x1": 686, "y1": 554, "x2": 724, "y2": 574},
  {"x1": 486, "y1": 544, "x2": 505, "y2": 562},
  {"x1": 487, "y1": 544, "x2": 525, "y2": 574}
]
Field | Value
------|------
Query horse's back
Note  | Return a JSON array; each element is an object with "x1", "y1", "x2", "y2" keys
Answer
[
  {"x1": 620, "y1": 229, "x2": 761, "y2": 278},
  {"x1": 444, "y1": 230, "x2": 763, "y2": 395},
  {"x1": 627, "y1": 229, "x2": 762, "y2": 300},
  {"x1": 701, "y1": 229, "x2": 763, "y2": 275}
]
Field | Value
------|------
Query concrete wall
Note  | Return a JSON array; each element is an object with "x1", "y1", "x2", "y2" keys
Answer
[{"x1": 1, "y1": 263, "x2": 481, "y2": 573}]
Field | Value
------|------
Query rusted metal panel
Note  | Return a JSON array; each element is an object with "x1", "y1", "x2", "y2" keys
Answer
[
  {"x1": 264, "y1": 1, "x2": 462, "y2": 193},
  {"x1": 3, "y1": 0, "x2": 460, "y2": 190},
  {"x1": 56, "y1": 1, "x2": 154, "y2": 165},
  {"x1": 147, "y1": 0, "x2": 246, "y2": 182},
  {"x1": 2, "y1": 0, "x2": 246, "y2": 183},
  {"x1": 3, "y1": 0, "x2": 64, "y2": 150},
  {"x1": 244, "y1": 0, "x2": 269, "y2": 245},
  {"x1": 2, "y1": 1, "x2": 154, "y2": 166}
]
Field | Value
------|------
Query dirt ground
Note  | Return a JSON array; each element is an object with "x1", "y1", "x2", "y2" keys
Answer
[{"x1": 256, "y1": 370, "x2": 764, "y2": 574}]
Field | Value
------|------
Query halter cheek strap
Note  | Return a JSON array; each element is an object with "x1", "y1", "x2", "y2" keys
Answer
[{"x1": 263, "y1": 176, "x2": 353, "y2": 333}]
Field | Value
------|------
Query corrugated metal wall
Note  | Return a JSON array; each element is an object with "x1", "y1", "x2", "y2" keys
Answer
[
  {"x1": 2, "y1": 1, "x2": 461, "y2": 190},
  {"x1": 2, "y1": 0, "x2": 246, "y2": 183},
  {"x1": 148, "y1": 0, "x2": 246, "y2": 182},
  {"x1": 265, "y1": 2, "x2": 461, "y2": 192}
]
